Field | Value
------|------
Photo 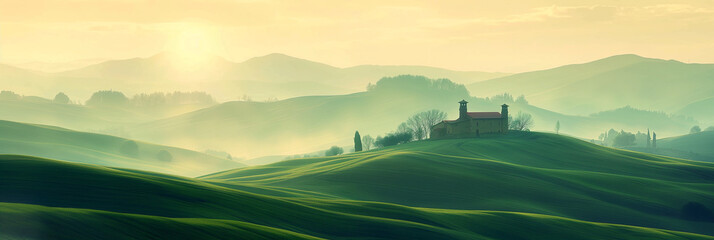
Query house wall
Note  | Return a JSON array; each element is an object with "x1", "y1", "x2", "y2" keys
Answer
[
  {"x1": 447, "y1": 121, "x2": 471, "y2": 135},
  {"x1": 472, "y1": 119, "x2": 504, "y2": 134},
  {"x1": 430, "y1": 117, "x2": 507, "y2": 139}
]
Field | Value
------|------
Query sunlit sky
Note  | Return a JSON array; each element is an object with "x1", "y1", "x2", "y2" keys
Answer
[{"x1": 1, "y1": 0, "x2": 713, "y2": 72}]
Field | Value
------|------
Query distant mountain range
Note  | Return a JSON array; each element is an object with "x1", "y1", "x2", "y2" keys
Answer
[
  {"x1": 468, "y1": 54, "x2": 714, "y2": 117},
  {"x1": 5, "y1": 53, "x2": 714, "y2": 124},
  {"x1": 1, "y1": 52, "x2": 508, "y2": 101}
]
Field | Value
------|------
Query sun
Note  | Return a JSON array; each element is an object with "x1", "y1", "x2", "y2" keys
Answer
[{"x1": 165, "y1": 24, "x2": 217, "y2": 70}]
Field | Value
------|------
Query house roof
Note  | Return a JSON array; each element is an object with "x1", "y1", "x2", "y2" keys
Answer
[{"x1": 467, "y1": 112, "x2": 502, "y2": 119}]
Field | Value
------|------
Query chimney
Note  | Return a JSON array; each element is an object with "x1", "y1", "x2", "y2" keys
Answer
[
  {"x1": 501, "y1": 104, "x2": 509, "y2": 131},
  {"x1": 459, "y1": 100, "x2": 468, "y2": 119}
]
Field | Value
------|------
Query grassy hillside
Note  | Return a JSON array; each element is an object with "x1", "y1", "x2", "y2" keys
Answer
[
  {"x1": 0, "y1": 120, "x2": 243, "y2": 176},
  {"x1": 0, "y1": 202, "x2": 320, "y2": 240},
  {"x1": 203, "y1": 132, "x2": 714, "y2": 235},
  {"x1": 1, "y1": 154, "x2": 712, "y2": 239},
  {"x1": 657, "y1": 131, "x2": 714, "y2": 160},
  {"x1": 467, "y1": 54, "x2": 714, "y2": 115},
  {"x1": 623, "y1": 131, "x2": 714, "y2": 163}
]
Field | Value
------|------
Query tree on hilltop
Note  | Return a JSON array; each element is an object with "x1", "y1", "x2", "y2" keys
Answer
[
  {"x1": 691, "y1": 125, "x2": 702, "y2": 134},
  {"x1": 54, "y1": 92, "x2": 70, "y2": 104},
  {"x1": 354, "y1": 131, "x2": 363, "y2": 152},
  {"x1": 362, "y1": 135, "x2": 374, "y2": 151},
  {"x1": 555, "y1": 120, "x2": 560, "y2": 134},
  {"x1": 509, "y1": 111, "x2": 534, "y2": 131}
]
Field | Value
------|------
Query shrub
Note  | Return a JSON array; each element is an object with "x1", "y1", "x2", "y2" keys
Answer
[
  {"x1": 375, "y1": 132, "x2": 413, "y2": 148},
  {"x1": 86, "y1": 90, "x2": 128, "y2": 107},
  {"x1": 325, "y1": 146, "x2": 344, "y2": 156},
  {"x1": 690, "y1": 125, "x2": 702, "y2": 134},
  {"x1": 54, "y1": 92, "x2": 70, "y2": 104}
]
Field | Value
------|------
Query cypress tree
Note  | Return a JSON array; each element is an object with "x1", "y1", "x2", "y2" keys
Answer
[
  {"x1": 555, "y1": 120, "x2": 560, "y2": 134},
  {"x1": 646, "y1": 129, "x2": 651, "y2": 148},
  {"x1": 354, "y1": 131, "x2": 363, "y2": 152},
  {"x1": 652, "y1": 132, "x2": 657, "y2": 149}
]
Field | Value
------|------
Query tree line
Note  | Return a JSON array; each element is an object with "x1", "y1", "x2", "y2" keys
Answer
[{"x1": 0, "y1": 90, "x2": 216, "y2": 107}]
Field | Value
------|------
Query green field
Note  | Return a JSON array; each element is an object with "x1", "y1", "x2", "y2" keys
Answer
[
  {"x1": 2, "y1": 152, "x2": 713, "y2": 239},
  {"x1": 658, "y1": 131, "x2": 714, "y2": 159},
  {"x1": 0, "y1": 120, "x2": 243, "y2": 176},
  {"x1": 2, "y1": 131, "x2": 714, "y2": 239},
  {"x1": 203, "y1": 132, "x2": 714, "y2": 235}
]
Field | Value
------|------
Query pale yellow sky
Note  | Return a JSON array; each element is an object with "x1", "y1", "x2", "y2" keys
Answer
[{"x1": 1, "y1": 0, "x2": 713, "y2": 72}]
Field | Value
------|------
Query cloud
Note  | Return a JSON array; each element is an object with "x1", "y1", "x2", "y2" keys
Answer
[
  {"x1": 0, "y1": 0, "x2": 277, "y2": 26},
  {"x1": 643, "y1": 4, "x2": 714, "y2": 15}
]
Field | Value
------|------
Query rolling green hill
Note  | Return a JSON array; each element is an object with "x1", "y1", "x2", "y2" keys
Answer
[
  {"x1": 203, "y1": 132, "x2": 714, "y2": 235},
  {"x1": 678, "y1": 97, "x2": 714, "y2": 127},
  {"x1": 623, "y1": 131, "x2": 714, "y2": 163},
  {"x1": 658, "y1": 131, "x2": 714, "y2": 157},
  {"x1": 467, "y1": 54, "x2": 714, "y2": 115},
  {"x1": 1, "y1": 154, "x2": 712, "y2": 239},
  {"x1": 0, "y1": 120, "x2": 243, "y2": 176},
  {"x1": 653, "y1": 131, "x2": 714, "y2": 161}
]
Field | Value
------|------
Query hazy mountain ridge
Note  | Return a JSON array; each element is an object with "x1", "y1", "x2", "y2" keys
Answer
[
  {"x1": 1, "y1": 74, "x2": 702, "y2": 160},
  {"x1": 468, "y1": 54, "x2": 714, "y2": 116},
  {"x1": 2, "y1": 52, "x2": 507, "y2": 101},
  {"x1": 678, "y1": 97, "x2": 714, "y2": 126},
  {"x1": 0, "y1": 91, "x2": 216, "y2": 132},
  {"x1": 121, "y1": 76, "x2": 699, "y2": 159}
]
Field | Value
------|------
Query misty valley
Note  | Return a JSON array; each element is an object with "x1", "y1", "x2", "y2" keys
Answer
[
  {"x1": 2, "y1": 1, "x2": 714, "y2": 239},
  {"x1": 2, "y1": 53, "x2": 714, "y2": 239}
]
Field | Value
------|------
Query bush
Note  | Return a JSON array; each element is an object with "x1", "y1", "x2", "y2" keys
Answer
[
  {"x1": 325, "y1": 146, "x2": 344, "y2": 156},
  {"x1": 86, "y1": 90, "x2": 128, "y2": 107},
  {"x1": 0, "y1": 91, "x2": 21, "y2": 101},
  {"x1": 613, "y1": 130, "x2": 636, "y2": 147},
  {"x1": 54, "y1": 92, "x2": 70, "y2": 104},
  {"x1": 690, "y1": 125, "x2": 702, "y2": 134},
  {"x1": 375, "y1": 132, "x2": 413, "y2": 148},
  {"x1": 367, "y1": 75, "x2": 469, "y2": 97}
]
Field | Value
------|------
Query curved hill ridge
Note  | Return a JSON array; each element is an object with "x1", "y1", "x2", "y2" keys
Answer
[
  {"x1": 203, "y1": 132, "x2": 714, "y2": 236},
  {"x1": 1, "y1": 154, "x2": 712, "y2": 240},
  {"x1": 468, "y1": 54, "x2": 714, "y2": 115},
  {"x1": 0, "y1": 119, "x2": 243, "y2": 176}
]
